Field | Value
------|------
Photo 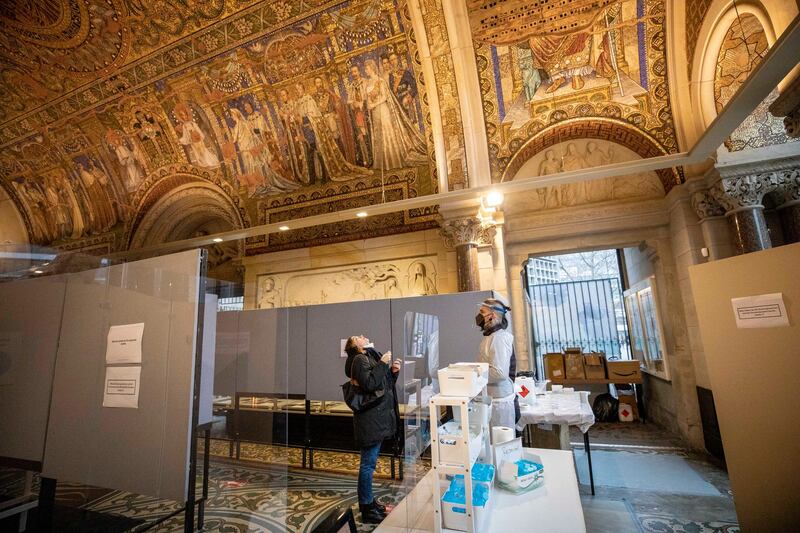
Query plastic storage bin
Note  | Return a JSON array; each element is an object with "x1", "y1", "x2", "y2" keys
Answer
[
  {"x1": 436, "y1": 420, "x2": 484, "y2": 465},
  {"x1": 438, "y1": 363, "x2": 489, "y2": 397},
  {"x1": 441, "y1": 476, "x2": 492, "y2": 531}
]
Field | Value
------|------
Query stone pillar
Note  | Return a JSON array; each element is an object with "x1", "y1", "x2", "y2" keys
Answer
[
  {"x1": 710, "y1": 174, "x2": 780, "y2": 255},
  {"x1": 440, "y1": 216, "x2": 496, "y2": 292},
  {"x1": 690, "y1": 189, "x2": 735, "y2": 260},
  {"x1": 776, "y1": 170, "x2": 800, "y2": 244},
  {"x1": 779, "y1": 200, "x2": 800, "y2": 243}
]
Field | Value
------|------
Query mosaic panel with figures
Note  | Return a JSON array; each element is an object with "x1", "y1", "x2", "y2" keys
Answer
[
  {"x1": 0, "y1": 0, "x2": 440, "y2": 252},
  {"x1": 469, "y1": 0, "x2": 680, "y2": 189}
]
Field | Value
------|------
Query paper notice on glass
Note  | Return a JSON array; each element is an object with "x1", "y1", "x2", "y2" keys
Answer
[
  {"x1": 103, "y1": 365, "x2": 141, "y2": 408},
  {"x1": 731, "y1": 293, "x2": 790, "y2": 328},
  {"x1": 340, "y1": 339, "x2": 347, "y2": 358},
  {"x1": 106, "y1": 323, "x2": 144, "y2": 364}
]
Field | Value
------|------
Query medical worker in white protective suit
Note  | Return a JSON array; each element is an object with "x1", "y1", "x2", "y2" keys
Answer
[{"x1": 475, "y1": 298, "x2": 520, "y2": 430}]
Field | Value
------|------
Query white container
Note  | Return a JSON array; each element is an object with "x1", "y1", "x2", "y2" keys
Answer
[
  {"x1": 441, "y1": 478, "x2": 492, "y2": 532},
  {"x1": 437, "y1": 420, "x2": 483, "y2": 465},
  {"x1": 515, "y1": 376, "x2": 537, "y2": 406},
  {"x1": 438, "y1": 363, "x2": 489, "y2": 397},
  {"x1": 494, "y1": 438, "x2": 545, "y2": 494}
]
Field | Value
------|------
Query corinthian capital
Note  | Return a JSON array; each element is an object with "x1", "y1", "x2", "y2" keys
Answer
[
  {"x1": 690, "y1": 189, "x2": 726, "y2": 220},
  {"x1": 440, "y1": 216, "x2": 496, "y2": 248},
  {"x1": 710, "y1": 173, "x2": 780, "y2": 212}
]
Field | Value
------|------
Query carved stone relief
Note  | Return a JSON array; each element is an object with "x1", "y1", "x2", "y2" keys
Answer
[{"x1": 255, "y1": 255, "x2": 439, "y2": 309}]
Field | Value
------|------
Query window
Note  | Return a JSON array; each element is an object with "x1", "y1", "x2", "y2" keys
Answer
[{"x1": 624, "y1": 276, "x2": 669, "y2": 379}]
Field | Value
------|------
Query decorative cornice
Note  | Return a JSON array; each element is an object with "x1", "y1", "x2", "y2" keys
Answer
[
  {"x1": 710, "y1": 172, "x2": 780, "y2": 212},
  {"x1": 439, "y1": 216, "x2": 496, "y2": 248}
]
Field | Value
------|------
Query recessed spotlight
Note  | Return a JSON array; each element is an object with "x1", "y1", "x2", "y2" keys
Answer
[
  {"x1": 485, "y1": 190, "x2": 504, "y2": 207},
  {"x1": 279, "y1": 225, "x2": 290, "y2": 231},
  {"x1": 212, "y1": 238, "x2": 223, "y2": 243},
  {"x1": 356, "y1": 211, "x2": 368, "y2": 218}
]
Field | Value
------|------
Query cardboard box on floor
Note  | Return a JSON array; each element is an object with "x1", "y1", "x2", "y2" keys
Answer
[
  {"x1": 544, "y1": 353, "x2": 565, "y2": 381},
  {"x1": 584, "y1": 353, "x2": 607, "y2": 379},
  {"x1": 618, "y1": 392, "x2": 639, "y2": 421},
  {"x1": 564, "y1": 352, "x2": 586, "y2": 379}
]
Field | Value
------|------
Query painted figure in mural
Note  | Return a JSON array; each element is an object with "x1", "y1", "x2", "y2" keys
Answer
[
  {"x1": 363, "y1": 59, "x2": 427, "y2": 170},
  {"x1": 13, "y1": 180, "x2": 51, "y2": 243},
  {"x1": 293, "y1": 82, "x2": 371, "y2": 182},
  {"x1": 174, "y1": 103, "x2": 220, "y2": 168},
  {"x1": 276, "y1": 88, "x2": 312, "y2": 185},
  {"x1": 77, "y1": 159, "x2": 117, "y2": 232},
  {"x1": 132, "y1": 108, "x2": 170, "y2": 162},
  {"x1": 229, "y1": 106, "x2": 299, "y2": 195},
  {"x1": 518, "y1": 47, "x2": 543, "y2": 101},
  {"x1": 347, "y1": 64, "x2": 373, "y2": 167},
  {"x1": 387, "y1": 52, "x2": 419, "y2": 122},
  {"x1": 528, "y1": 3, "x2": 621, "y2": 94},
  {"x1": 42, "y1": 176, "x2": 73, "y2": 240},
  {"x1": 258, "y1": 276, "x2": 281, "y2": 309},
  {"x1": 313, "y1": 76, "x2": 357, "y2": 164},
  {"x1": 50, "y1": 169, "x2": 87, "y2": 239},
  {"x1": 105, "y1": 130, "x2": 147, "y2": 191},
  {"x1": 409, "y1": 262, "x2": 437, "y2": 295}
]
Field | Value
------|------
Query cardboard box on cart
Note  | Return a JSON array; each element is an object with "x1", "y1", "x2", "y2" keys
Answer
[
  {"x1": 544, "y1": 353, "x2": 565, "y2": 381},
  {"x1": 584, "y1": 352, "x2": 607, "y2": 379},
  {"x1": 564, "y1": 348, "x2": 585, "y2": 379}
]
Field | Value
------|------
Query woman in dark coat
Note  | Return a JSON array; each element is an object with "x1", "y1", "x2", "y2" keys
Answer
[{"x1": 344, "y1": 334, "x2": 400, "y2": 524}]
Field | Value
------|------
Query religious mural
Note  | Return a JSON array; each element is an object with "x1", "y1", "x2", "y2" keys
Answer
[
  {"x1": 256, "y1": 256, "x2": 439, "y2": 309},
  {"x1": 0, "y1": 0, "x2": 439, "y2": 252},
  {"x1": 469, "y1": 0, "x2": 680, "y2": 187}
]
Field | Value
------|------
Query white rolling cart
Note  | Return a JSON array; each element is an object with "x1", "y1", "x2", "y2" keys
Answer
[{"x1": 428, "y1": 363, "x2": 492, "y2": 533}]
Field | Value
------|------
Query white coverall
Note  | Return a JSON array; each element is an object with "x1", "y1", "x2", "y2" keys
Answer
[{"x1": 478, "y1": 328, "x2": 516, "y2": 429}]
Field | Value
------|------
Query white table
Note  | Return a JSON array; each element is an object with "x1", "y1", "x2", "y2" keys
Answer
[
  {"x1": 376, "y1": 448, "x2": 586, "y2": 533},
  {"x1": 517, "y1": 392, "x2": 597, "y2": 495}
]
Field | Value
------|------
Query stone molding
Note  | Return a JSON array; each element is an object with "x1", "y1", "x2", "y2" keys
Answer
[
  {"x1": 686, "y1": 169, "x2": 800, "y2": 218},
  {"x1": 439, "y1": 216, "x2": 496, "y2": 248},
  {"x1": 690, "y1": 189, "x2": 726, "y2": 220}
]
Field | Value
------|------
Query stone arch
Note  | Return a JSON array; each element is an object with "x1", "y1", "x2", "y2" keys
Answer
[
  {"x1": 691, "y1": 0, "x2": 778, "y2": 130},
  {"x1": 127, "y1": 179, "x2": 244, "y2": 250},
  {"x1": 501, "y1": 119, "x2": 677, "y2": 192}
]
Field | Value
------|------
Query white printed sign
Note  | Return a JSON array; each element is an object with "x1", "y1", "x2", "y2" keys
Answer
[
  {"x1": 731, "y1": 293, "x2": 789, "y2": 329},
  {"x1": 103, "y1": 365, "x2": 141, "y2": 408},
  {"x1": 106, "y1": 323, "x2": 144, "y2": 364},
  {"x1": 341, "y1": 339, "x2": 348, "y2": 358}
]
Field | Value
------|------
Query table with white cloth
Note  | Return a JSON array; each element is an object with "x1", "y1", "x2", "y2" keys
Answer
[{"x1": 516, "y1": 391, "x2": 597, "y2": 495}]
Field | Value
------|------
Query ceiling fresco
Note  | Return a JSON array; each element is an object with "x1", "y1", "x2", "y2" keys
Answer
[
  {"x1": 469, "y1": 0, "x2": 681, "y2": 190},
  {"x1": 0, "y1": 0, "x2": 440, "y2": 253}
]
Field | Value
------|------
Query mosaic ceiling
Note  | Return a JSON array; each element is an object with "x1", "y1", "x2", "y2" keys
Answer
[
  {"x1": 0, "y1": 0, "x2": 440, "y2": 253},
  {"x1": 469, "y1": 0, "x2": 681, "y2": 189}
]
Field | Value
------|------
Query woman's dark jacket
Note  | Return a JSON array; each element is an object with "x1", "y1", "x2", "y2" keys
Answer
[{"x1": 344, "y1": 347, "x2": 400, "y2": 448}]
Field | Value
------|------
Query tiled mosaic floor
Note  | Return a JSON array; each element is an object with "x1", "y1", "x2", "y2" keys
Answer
[{"x1": 1, "y1": 422, "x2": 738, "y2": 532}]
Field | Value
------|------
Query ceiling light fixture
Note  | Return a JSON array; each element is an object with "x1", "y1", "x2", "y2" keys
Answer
[
  {"x1": 212, "y1": 238, "x2": 223, "y2": 243},
  {"x1": 34, "y1": 270, "x2": 43, "y2": 274},
  {"x1": 356, "y1": 211, "x2": 368, "y2": 218},
  {"x1": 279, "y1": 225, "x2": 290, "y2": 231},
  {"x1": 484, "y1": 190, "x2": 504, "y2": 208}
]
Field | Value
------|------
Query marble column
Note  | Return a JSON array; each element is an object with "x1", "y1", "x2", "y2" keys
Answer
[
  {"x1": 776, "y1": 170, "x2": 800, "y2": 244},
  {"x1": 710, "y1": 174, "x2": 779, "y2": 255},
  {"x1": 440, "y1": 216, "x2": 496, "y2": 292}
]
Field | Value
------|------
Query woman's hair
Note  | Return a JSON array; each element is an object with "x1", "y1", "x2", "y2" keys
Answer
[{"x1": 344, "y1": 336, "x2": 361, "y2": 357}]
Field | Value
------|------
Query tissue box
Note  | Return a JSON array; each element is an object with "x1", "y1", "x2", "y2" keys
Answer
[
  {"x1": 438, "y1": 363, "x2": 489, "y2": 396},
  {"x1": 437, "y1": 420, "x2": 483, "y2": 465},
  {"x1": 494, "y1": 438, "x2": 545, "y2": 493},
  {"x1": 442, "y1": 476, "x2": 492, "y2": 531}
]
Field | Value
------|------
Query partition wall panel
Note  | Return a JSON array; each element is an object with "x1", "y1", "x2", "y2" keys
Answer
[
  {"x1": 306, "y1": 300, "x2": 392, "y2": 401},
  {"x1": 214, "y1": 310, "x2": 239, "y2": 397},
  {"x1": 42, "y1": 250, "x2": 203, "y2": 502},
  {"x1": 0, "y1": 275, "x2": 67, "y2": 465}
]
